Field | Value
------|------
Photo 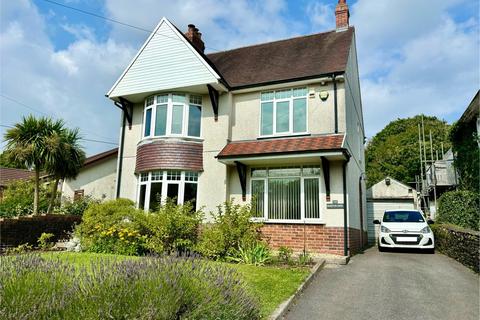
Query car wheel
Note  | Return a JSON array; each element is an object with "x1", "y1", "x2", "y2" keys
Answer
[{"x1": 427, "y1": 248, "x2": 435, "y2": 254}]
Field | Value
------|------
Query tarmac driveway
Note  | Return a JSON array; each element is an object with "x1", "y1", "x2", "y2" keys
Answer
[{"x1": 284, "y1": 247, "x2": 479, "y2": 320}]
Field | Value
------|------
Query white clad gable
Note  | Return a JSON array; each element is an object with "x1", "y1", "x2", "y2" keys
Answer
[{"x1": 108, "y1": 18, "x2": 220, "y2": 99}]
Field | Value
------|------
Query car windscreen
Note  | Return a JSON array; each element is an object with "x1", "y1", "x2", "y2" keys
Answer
[{"x1": 382, "y1": 211, "x2": 425, "y2": 223}]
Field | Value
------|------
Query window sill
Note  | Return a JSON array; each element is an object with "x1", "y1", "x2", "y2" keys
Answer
[
  {"x1": 250, "y1": 218, "x2": 326, "y2": 225},
  {"x1": 257, "y1": 133, "x2": 311, "y2": 140},
  {"x1": 139, "y1": 136, "x2": 204, "y2": 145}
]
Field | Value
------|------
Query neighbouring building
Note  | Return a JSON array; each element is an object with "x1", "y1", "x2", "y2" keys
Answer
[
  {"x1": 61, "y1": 148, "x2": 118, "y2": 201},
  {"x1": 366, "y1": 177, "x2": 417, "y2": 243},
  {"x1": 106, "y1": 0, "x2": 367, "y2": 256}
]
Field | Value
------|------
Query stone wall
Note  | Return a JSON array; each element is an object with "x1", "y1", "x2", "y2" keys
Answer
[{"x1": 432, "y1": 224, "x2": 479, "y2": 273}]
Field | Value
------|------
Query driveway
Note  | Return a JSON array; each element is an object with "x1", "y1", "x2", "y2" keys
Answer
[{"x1": 284, "y1": 248, "x2": 479, "y2": 320}]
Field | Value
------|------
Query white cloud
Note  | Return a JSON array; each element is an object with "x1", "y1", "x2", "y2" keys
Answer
[
  {"x1": 0, "y1": 0, "x2": 134, "y2": 155},
  {"x1": 104, "y1": 0, "x2": 298, "y2": 52},
  {"x1": 350, "y1": 0, "x2": 479, "y2": 137},
  {"x1": 306, "y1": 1, "x2": 334, "y2": 31},
  {"x1": 61, "y1": 23, "x2": 96, "y2": 41}
]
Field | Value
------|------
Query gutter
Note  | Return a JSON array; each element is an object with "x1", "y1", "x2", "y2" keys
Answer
[
  {"x1": 342, "y1": 153, "x2": 351, "y2": 256},
  {"x1": 115, "y1": 111, "x2": 126, "y2": 199},
  {"x1": 228, "y1": 71, "x2": 345, "y2": 92}
]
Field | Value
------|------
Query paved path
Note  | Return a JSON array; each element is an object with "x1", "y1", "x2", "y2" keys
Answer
[{"x1": 284, "y1": 248, "x2": 479, "y2": 320}]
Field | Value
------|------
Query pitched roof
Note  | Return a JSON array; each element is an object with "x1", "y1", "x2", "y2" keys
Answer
[
  {"x1": 207, "y1": 28, "x2": 354, "y2": 88},
  {"x1": 0, "y1": 167, "x2": 35, "y2": 186},
  {"x1": 217, "y1": 134, "x2": 345, "y2": 158},
  {"x1": 83, "y1": 148, "x2": 118, "y2": 167}
]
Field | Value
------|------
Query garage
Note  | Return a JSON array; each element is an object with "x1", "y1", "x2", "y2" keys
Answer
[{"x1": 367, "y1": 177, "x2": 417, "y2": 243}]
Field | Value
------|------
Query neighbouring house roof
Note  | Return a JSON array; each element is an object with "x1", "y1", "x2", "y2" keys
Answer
[
  {"x1": 216, "y1": 134, "x2": 345, "y2": 159},
  {"x1": 0, "y1": 167, "x2": 35, "y2": 187},
  {"x1": 366, "y1": 176, "x2": 415, "y2": 200},
  {"x1": 207, "y1": 28, "x2": 354, "y2": 89},
  {"x1": 83, "y1": 148, "x2": 118, "y2": 168}
]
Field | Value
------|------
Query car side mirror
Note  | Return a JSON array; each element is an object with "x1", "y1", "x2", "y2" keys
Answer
[
  {"x1": 427, "y1": 220, "x2": 434, "y2": 225},
  {"x1": 373, "y1": 219, "x2": 381, "y2": 225}
]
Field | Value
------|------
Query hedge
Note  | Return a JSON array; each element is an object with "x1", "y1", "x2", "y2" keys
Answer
[
  {"x1": 436, "y1": 190, "x2": 479, "y2": 231},
  {"x1": 432, "y1": 223, "x2": 479, "y2": 273},
  {"x1": 0, "y1": 214, "x2": 81, "y2": 248}
]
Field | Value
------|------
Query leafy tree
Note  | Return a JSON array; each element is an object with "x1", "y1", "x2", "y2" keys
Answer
[
  {"x1": 449, "y1": 119, "x2": 479, "y2": 193},
  {"x1": 366, "y1": 115, "x2": 451, "y2": 187},
  {"x1": 0, "y1": 179, "x2": 49, "y2": 217},
  {"x1": 3, "y1": 116, "x2": 85, "y2": 215},
  {"x1": 45, "y1": 128, "x2": 85, "y2": 214},
  {"x1": 0, "y1": 151, "x2": 20, "y2": 168}
]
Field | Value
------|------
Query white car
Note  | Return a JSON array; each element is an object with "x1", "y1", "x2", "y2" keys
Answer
[{"x1": 373, "y1": 210, "x2": 435, "y2": 253}]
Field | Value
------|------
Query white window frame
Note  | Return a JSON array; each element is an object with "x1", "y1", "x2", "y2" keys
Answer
[
  {"x1": 142, "y1": 93, "x2": 203, "y2": 139},
  {"x1": 259, "y1": 87, "x2": 308, "y2": 138},
  {"x1": 137, "y1": 170, "x2": 198, "y2": 211},
  {"x1": 250, "y1": 166, "x2": 323, "y2": 223}
]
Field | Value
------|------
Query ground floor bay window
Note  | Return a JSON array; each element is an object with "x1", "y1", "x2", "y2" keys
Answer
[
  {"x1": 138, "y1": 170, "x2": 198, "y2": 211},
  {"x1": 251, "y1": 166, "x2": 322, "y2": 222}
]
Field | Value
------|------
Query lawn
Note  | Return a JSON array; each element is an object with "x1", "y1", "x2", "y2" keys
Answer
[{"x1": 42, "y1": 252, "x2": 309, "y2": 318}]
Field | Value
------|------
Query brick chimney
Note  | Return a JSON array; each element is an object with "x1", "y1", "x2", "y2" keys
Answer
[
  {"x1": 335, "y1": 0, "x2": 350, "y2": 31},
  {"x1": 185, "y1": 24, "x2": 205, "y2": 53}
]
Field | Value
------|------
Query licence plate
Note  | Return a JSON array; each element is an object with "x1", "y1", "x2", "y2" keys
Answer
[{"x1": 397, "y1": 237, "x2": 417, "y2": 242}]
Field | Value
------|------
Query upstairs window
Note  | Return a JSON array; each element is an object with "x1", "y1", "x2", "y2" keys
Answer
[
  {"x1": 260, "y1": 87, "x2": 307, "y2": 136},
  {"x1": 143, "y1": 93, "x2": 202, "y2": 138}
]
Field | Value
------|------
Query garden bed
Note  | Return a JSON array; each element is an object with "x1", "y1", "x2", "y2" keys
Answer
[{"x1": 1, "y1": 252, "x2": 309, "y2": 319}]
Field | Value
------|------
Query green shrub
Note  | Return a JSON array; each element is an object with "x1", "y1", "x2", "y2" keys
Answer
[
  {"x1": 228, "y1": 243, "x2": 271, "y2": 266},
  {"x1": 0, "y1": 254, "x2": 260, "y2": 320},
  {"x1": 196, "y1": 202, "x2": 262, "y2": 260},
  {"x1": 75, "y1": 199, "x2": 147, "y2": 255},
  {"x1": 278, "y1": 246, "x2": 293, "y2": 264},
  {"x1": 432, "y1": 223, "x2": 479, "y2": 273},
  {"x1": 4, "y1": 243, "x2": 33, "y2": 255},
  {"x1": 298, "y1": 251, "x2": 313, "y2": 266},
  {"x1": 436, "y1": 190, "x2": 479, "y2": 230},
  {"x1": 55, "y1": 196, "x2": 99, "y2": 216},
  {"x1": 142, "y1": 199, "x2": 203, "y2": 254},
  {"x1": 0, "y1": 179, "x2": 49, "y2": 217},
  {"x1": 37, "y1": 233, "x2": 55, "y2": 250}
]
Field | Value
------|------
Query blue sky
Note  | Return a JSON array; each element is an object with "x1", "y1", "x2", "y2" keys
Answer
[{"x1": 1, "y1": 0, "x2": 479, "y2": 156}]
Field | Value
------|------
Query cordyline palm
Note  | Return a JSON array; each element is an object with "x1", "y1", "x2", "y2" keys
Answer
[
  {"x1": 44, "y1": 128, "x2": 85, "y2": 214},
  {"x1": 4, "y1": 116, "x2": 65, "y2": 214}
]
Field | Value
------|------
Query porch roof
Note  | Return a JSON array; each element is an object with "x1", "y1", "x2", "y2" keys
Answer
[{"x1": 216, "y1": 134, "x2": 346, "y2": 164}]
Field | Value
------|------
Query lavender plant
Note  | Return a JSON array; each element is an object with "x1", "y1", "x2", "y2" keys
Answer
[{"x1": 0, "y1": 254, "x2": 260, "y2": 320}]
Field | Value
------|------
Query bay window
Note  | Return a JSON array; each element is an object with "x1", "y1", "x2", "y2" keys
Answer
[
  {"x1": 143, "y1": 93, "x2": 202, "y2": 138},
  {"x1": 138, "y1": 170, "x2": 198, "y2": 211},
  {"x1": 260, "y1": 87, "x2": 308, "y2": 136},
  {"x1": 251, "y1": 166, "x2": 322, "y2": 222}
]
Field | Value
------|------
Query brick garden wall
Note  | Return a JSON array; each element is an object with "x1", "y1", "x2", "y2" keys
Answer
[
  {"x1": 260, "y1": 224, "x2": 368, "y2": 256},
  {"x1": 0, "y1": 214, "x2": 81, "y2": 248},
  {"x1": 348, "y1": 227, "x2": 368, "y2": 255}
]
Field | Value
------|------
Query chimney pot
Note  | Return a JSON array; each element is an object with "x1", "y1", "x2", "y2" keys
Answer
[{"x1": 335, "y1": 0, "x2": 350, "y2": 31}]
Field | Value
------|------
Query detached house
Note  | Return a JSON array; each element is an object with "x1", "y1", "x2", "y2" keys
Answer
[{"x1": 107, "y1": 0, "x2": 367, "y2": 256}]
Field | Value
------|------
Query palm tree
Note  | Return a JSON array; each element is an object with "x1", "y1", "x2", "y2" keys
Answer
[
  {"x1": 45, "y1": 128, "x2": 85, "y2": 213},
  {"x1": 4, "y1": 116, "x2": 65, "y2": 215}
]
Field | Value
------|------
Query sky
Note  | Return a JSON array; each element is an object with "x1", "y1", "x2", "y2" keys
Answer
[{"x1": 1, "y1": 0, "x2": 479, "y2": 156}]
